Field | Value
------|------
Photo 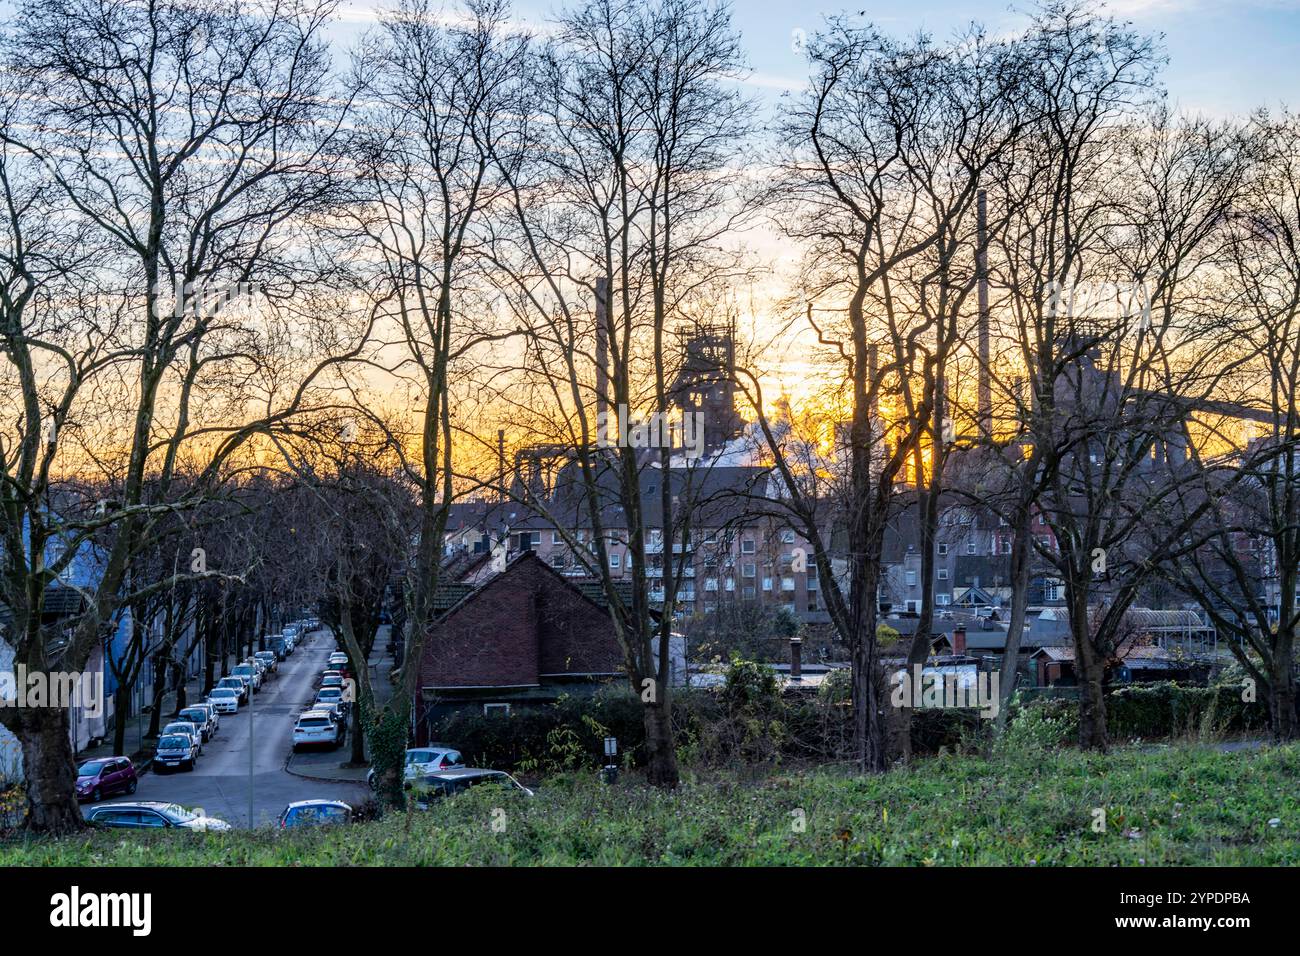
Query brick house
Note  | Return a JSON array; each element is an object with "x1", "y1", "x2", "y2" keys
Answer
[{"x1": 413, "y1": 551, "x2": 626, "y2": 743}]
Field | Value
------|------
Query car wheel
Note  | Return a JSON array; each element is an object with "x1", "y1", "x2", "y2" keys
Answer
[
  {"x1": 91, "y1": 787, "x2": 102, "y2": 802},
  {"x1": 185, "y1": 759, "x2": 195, "y2": 772},
  {"x1": 127, "y1": 779, "x2": 137, "y2": 794}
]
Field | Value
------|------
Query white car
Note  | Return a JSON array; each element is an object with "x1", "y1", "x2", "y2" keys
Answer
[
  {"x1": 328, "y1": 652, "x2": 349, "y2": 668},
  {"x1": 208, "y1": 688, "x2": 240, "y2": 714},
  {"x1": 367, "y1": 747, "x2": 463, "y2": 791},
  {"x1": 232, "y1": 663, "x2": 262, "y2": 691},
  {"x1": 293, "y1": 710, "x2": 343, "y2": 751}
]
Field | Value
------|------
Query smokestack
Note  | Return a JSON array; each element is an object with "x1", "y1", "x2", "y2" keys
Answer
[
  {"x1": 789, "y1": 637, "x2": 802, "y2": 681},
  {"x1": 952, "y1": 625, "x2": 967, "y2": 656},
  {"x1": 497, "y1": 428, "x2": 506, "y2": 503},
  {"x1": 976, "y1": 189, "x2": 992, "y2": 437},
  {"x1": 595, "y1": 276, "x2": 610, "y2": 423}
]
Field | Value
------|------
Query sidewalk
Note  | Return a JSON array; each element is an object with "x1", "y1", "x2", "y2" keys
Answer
[{"x1": 284, "y1": 626, "x2": 394, "y2": 783}]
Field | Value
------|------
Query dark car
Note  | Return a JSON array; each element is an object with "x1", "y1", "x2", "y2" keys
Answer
[
  {"x1": 75, "y1": 757, "x2": 138, "y2": 803},
  {"x1": 408, "y1": 768, "x2": 533, "y2": 807},
  {"x1": 278, "y1": 800, "x2": 353, "y2": 828},
  {"x1": 85, "y1": 801, "x2": 231, "y2": 831}
]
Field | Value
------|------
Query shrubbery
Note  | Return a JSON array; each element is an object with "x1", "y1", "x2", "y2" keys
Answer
[{"x1": 430, "y1": 664, "x2": 1268, "y2": 777}]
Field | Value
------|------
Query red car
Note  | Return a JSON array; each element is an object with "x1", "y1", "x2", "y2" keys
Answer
[{"x1": 75, "y1": 756, "x2": 138, "y2": 803}]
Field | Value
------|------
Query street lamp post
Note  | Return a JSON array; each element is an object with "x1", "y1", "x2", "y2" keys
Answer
[{"x1": 248, "y1": 676, "x2": 254, "y2": 829}]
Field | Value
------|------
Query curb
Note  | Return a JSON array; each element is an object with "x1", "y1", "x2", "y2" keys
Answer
[{"x1": 282, "y1": 751, "x2": 369, "y2": 785}]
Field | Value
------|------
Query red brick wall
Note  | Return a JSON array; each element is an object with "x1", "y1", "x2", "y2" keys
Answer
[{"x1": 418, "y1": 555, "x2": 621, "y2": 689}]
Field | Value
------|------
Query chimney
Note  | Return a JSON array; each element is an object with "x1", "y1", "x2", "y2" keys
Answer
[
  {"x1": 789, "y1": 637, "x2": 803, "y2": 681},
  {"x1": 952, "y1": 626, "x2": 967, "y2": 656}
]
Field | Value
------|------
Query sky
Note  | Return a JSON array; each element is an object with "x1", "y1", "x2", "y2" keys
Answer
[{"x1": 333, "y1": 0, "x2": 1300, "y2": 118}]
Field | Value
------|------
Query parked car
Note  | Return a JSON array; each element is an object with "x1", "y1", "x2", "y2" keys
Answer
[
  {"x1": 367, "y1": 747, "x2": 463, "y2": 791},
  {"x1": 292, "y1": 710, "x2": 343, "y2": 751},
  {"x1": 208, "y1": 687, "x2": 240, "y2": 714},
  {"x1": 319, "y1": 674, "x2": 344, "y2": 693},
  {"x1": 409, "y1": 768, "x2": 533, "y2": 806},
  {"x1": 328, "y1": 651, "x2": 349, "y2": 668},
  {"x1": 232, "y1": 663, "x2": 261, "y2": 692},
  {"x1": 153, "y1": 733, "x2": 199, "y2": 772},
  {"x1": 178, "y1": 705, "x2": 217, "y2": 741},
  {"x1": 216, "y1": 676, "x2": 249, "y2": 704},
  {"x1": 311, "y1": 697, "x2": 344, "y2": 724},
  {"x1": 75, "y1": 757, "x2": 138, "y2": 802},
  {"x1": 314, "y1": 686, "x2": 347, "y2": 715},
  {"x1": 162, "y1": 722, "x2": 204, "y2": 756},
  {"x1": 279, "y1": 800, "x2": 352, "y2": 829},
  {"x1": 86, "y1": 802, "x2": 231, "y2": 831},
  {"x1": 254, "y1": 650, "x2": 279, "y2": 675}
]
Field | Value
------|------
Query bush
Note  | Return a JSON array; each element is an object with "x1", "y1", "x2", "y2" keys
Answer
[{"x1": 1106, "y1": 682, "x2": 1266, "y2": 740}]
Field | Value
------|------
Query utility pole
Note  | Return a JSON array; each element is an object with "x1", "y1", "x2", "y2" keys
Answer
[{"x1": 247, "y1": 675, "x2": 254, "y2": 829}]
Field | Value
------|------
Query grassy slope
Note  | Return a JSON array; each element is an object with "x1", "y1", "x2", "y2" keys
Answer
[{"x1": 3, "y1": 743, "x2": 1298, "y2": 865}]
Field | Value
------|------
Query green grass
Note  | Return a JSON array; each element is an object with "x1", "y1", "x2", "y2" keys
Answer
[{"x1": 4, "y1": 742, "x2": 1299, "y2": 865}]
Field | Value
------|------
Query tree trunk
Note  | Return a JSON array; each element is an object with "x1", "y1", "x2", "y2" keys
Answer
[
  {"x1": 349, "y1": 700, "x2": 366, "y2": 764},
  {"x1": 1069, "y1": 594, "x2": 1107, "y2": 750},
  {"x1": 112, "y1": 681, "x2": 131, "y2": 756},
  {"x1": 146, "y1": 658, "x2": 166, "y2": 739},
  {"x1": 17, "y1": 707, "x2": 84, "y2": 834},
  {"x1": 642, "y1": 697, "x2": 678, "y2": 788},
  {"x1": 1269, "y1": 642, "x2": 1297, "y2": 741},
  {"x1": 996, "y1": 513, "x2": 1034, "y2": 730}
]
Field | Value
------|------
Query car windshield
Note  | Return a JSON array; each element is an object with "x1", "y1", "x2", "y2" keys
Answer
[
  {"x1": 233, "y1": 666, "x2": 251, "y2": 675},
  {"x1": 211, "y1": 688, "x2": 235, "y2": 697},
  {"x1": 77, "y1": 760, "x2": 111, "y2": 776},
  {"x1": 158, "y1": 735, "x2": 188, "y2": 749},
  {"x1": 298, "y1": 717, "x2": 331, "y2": 728},
  {"x1": 180, "y1": 711, "x2": 204, "y2": 722},
  {"x1": 317, "y1": 689, "x2": 341, "y2": 699},
  {"x1": 158, "y1": 804, "x2": 200, "y2": 824}
]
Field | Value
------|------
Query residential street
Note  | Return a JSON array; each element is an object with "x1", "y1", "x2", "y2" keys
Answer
[{"x1": 125, "y1": 630, "x2": 369, "y2": 828}]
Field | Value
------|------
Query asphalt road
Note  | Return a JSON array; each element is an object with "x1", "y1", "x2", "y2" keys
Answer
[{"x1": 123, "y1": 630, "x2": 369, "y2": 828}]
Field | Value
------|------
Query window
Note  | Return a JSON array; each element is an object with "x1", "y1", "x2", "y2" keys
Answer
[
  {"x1": 781, "y1": 529, "x2": 796, "y2": 544},
  {"x1": 705, "y1": 576, "x2": 718, "y2": 591},
  {"x1": 966, "y1": 540, "x2": 977, "y2": 554},
  {"x1": 742, "y1": 585, "x2": 756, "y2": 600},
  {"x1": 610, "y1": 553, "x2": 621, "y2": 569},
  {"x1": 1044, "y1": 580, "x2": 1061, "y2": 602},
  {"x1": 483, "y1": 703, "x2": 511, "y2": 717},
  {"x1": 937, "y1": 568, "x2": 949, "y2": 581},
  {"x1": 724, "y1": 577, "x2": 735, "y2": 591},
  {"x1": 906, "y1": 570, "x2": 917, "y2": 586},
  {"x1": 741, "y1": 539, "x2": 755, "y2": 554},
  {"x1": 762, "y1": 577, "x2": 773, "y2": 592},
  {"x1": 552, "y1": 531, "x2": 562, "y2": 545},
  {"x1": 937, "y1": 543, "x2": 949, "y2": 555},
  {"x1": 742, "y1": 562, "x2": 756, "y2": 578},
  {"x1": 1002, "y1": 539, "x2": 1012, "y2": 554},
  {"x1": 551, "y1": 555, "x2": 566, "y2": 570},
  {"x1": 781, "y1": 577, "x2": 795, "y2": 592},
  {"x1": 936, "y1": 593, "x2": 951, "y2": 606}
]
